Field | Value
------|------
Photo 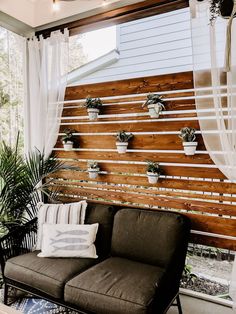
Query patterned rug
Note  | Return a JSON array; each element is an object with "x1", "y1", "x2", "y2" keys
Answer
[{"x1": 0, "y1": 289, "x2": 78, "y2": 313}]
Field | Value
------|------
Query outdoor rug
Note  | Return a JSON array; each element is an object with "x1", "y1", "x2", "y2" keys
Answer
[{"x1": 0, "y1": 289, "x2": 78, "y2": 313}]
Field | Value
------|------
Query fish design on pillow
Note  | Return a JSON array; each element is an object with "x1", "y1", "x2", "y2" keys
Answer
[
  {"x1": 56, "y1": 230, "x2": 89, "y2": 237},
  {"x1": 50, "y1": 237, "x2": 87, "y2": 245},
  {"x1": 52, "y1": 245, "x2": 89, "y2": 252}
]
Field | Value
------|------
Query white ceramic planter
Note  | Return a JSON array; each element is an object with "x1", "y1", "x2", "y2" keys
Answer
[
  {"x1": 116, "y1": 142, "x2": 128, "y2": 154},
  {"x1": 183, "y1": 142, "x2": 198, "y2": 156},
  {"x1": 147, "y1": 172, "x2": 159, "y2": 184},
  {"x1": 63, "y1": 141, "x2": 73, "y2": 151},
  {"x1": 147, "y1": 103, "x2": 162, "y2": 118},
  {"x1": 87, "y1": 108, "x2": 99, "y2": 120},
  {"x1": 88, "y1": 168, "x2": 100, "y2": 179}
]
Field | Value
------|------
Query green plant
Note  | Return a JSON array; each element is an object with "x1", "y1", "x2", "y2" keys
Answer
[
  {"x1": 209, "y1": 0, "x2": 234, "y2": 24},
  {"x1": 84, "y1": 97, "x2": 102, "y2": 109},
  {"x1": 116, "y1": 131, "x2": 133, "y2": 143},
  {"x1": 61, "y1": 128, "x2": 75, "y2": 144},
  {"x1": 179, "y1": 127, "x2": 196, "y2": 142},
  {"x1": 181, "y1": 264, "x2": 198, "y2": 285},
  {"x1": 146, "y1": 161, "x2": 161, "y2": 174},
  {"x1": 88, "y1": 161, "x2": 99, "y2": 170},
  {"x1": 142, "y1": 93, "x2": 165, "y2": 109},
  {"x1": 0, "y1": 136, "x2": 65, "y2": 231}
]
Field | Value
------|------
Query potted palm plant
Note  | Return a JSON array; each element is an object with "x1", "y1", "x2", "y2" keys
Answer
[
  {"x1": 61, "y1": 129, "x2": 75, "y2": 151},
  {"x1": 87, "y1": 161, "x2": 100, "y2": 179},
  {"x1": 0, "y1": 136, "x2": 65, "y2": 232},
  {"x1": 146, "y1": 161, "x2": 161, "y2": 184},
  {"x1": 142, "y1": 93, "x2": 165, "y2": 118},
  {"x1": 115, "y1": 131, "x2": 133, "y2": 154},
  {"x1": 84, "y1": 97, "x2": 102, "y2": 120},
  {"x1": 179, "y1": 127, "x2": 198, "y2": 156}
]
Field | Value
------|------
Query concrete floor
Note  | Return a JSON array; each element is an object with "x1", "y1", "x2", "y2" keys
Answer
[{"x1": 167, "y1": 294, "x2": 233, "y2": 314}]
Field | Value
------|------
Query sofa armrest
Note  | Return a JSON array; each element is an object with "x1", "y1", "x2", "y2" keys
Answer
[{"x1": 0, "y1": 218, "x2": 37, "y2": 274}]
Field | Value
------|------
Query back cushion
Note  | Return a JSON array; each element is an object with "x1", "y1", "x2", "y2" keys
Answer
[
  {"x1": 111, "y1": 208, "x2": 190, "y2": 267},
  {"x1": 85, "y1": 203, "x2": 117, "y2": 259}
]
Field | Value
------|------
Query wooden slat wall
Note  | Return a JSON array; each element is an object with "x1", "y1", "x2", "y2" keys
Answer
[{"x1": 52, "y1": 71, "x2": 236, "y2": 250}]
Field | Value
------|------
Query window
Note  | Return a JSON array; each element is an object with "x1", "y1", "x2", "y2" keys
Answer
[{"x1": 0, "y1": 27, "x2": 24, "y2": 148}]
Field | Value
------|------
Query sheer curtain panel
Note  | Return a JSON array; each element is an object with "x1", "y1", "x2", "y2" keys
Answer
[
  {"x1": 190, "y1": 0, "x2": 236, "y2": 309},
  {"x1": 24, "y1": 29, "x2": 69, "y2": 158}
]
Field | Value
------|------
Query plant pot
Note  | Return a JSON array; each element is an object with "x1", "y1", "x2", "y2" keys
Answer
[
  {"x1": 183, "y1": 142, "x2": 198, "y2": 156},
  {"x1": 147, "y1": 172, "x2": 159, "y2": 184},
  {"x1": 147, "y1": 104, "x2": 161, "y2": 118},
  {"x1": 87, "y1": 108, "x2": 99, "y2": 120},
  {"x1": 63, "y1": 141, "x2": 73, "y2": 151},
  {"x1": 88, "y1": 168, "x2": 99, "y2": 179},
  {"x1": 116, "y1": 142, "x2": 128, "y2": 154},
  {"x1": 220, "y1": 0, "x2": 235, "y2": 18}
]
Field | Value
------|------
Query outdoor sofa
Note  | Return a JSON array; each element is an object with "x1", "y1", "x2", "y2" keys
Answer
[{"x1": 0, "y1": 203, "x2": 190, "y2": 314}]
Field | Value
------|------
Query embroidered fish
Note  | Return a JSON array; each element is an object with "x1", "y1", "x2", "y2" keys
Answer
[
  {"x1": 52, "y1": 245, "x2": 89, "y2": 252},
  {"x1": 55, "y1": 230, "x2": 89, "y2": 237},
  {"x1": 50, "y1": 237, "x2": 87, "y2": 245}
]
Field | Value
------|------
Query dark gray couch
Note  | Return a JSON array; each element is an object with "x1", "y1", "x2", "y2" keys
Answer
[{"x1": 1, "y1": 203, "x2": 190, "y2": 314}]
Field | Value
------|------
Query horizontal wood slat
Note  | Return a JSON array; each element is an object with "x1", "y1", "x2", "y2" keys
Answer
[
  {"x1": 55, "y1": 150, "x2": 214, "y2": 164},
  {"x1": 60, "y1": 120, "x2": 200, "y2": 133},
  {"x1": 52, "y1": 170, "x2": 233, "y2": 194},
  {"x1": 65, "y1": 72, "x2": 194, "y2": 99},
  {"x1": 56, "y1": 134, "x2": 206, "y2": 151},
  {"x1": 54, "y1": 71, "x2": 236, "y2": 250},
  {"x1": 54, "y1": 160, "x2": 224, "y2": 179}
]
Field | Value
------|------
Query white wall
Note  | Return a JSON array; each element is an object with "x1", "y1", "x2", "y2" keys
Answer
[{"x1": 72, "y1": 8, "x2": 193, "y2": 85}]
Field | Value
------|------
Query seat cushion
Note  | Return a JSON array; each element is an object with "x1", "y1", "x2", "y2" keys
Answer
[
  {"x1": 65, "y1": 257, "x2": 164, "y2": 314},
  {"x1": 4, "y1": 251, "x2": 97, "y2": 299},
  {"x1": 111, "y1": 208, "x2": 190, "y2": 267}
]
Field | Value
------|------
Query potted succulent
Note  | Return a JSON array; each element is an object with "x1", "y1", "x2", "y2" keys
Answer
[
  {"x1": 142, "y1": 93, "x2": 165, "y2": 118},
  {"x1": 87, "y1": 161, "x2": 100, "y2": 179},
  {"x1": 84, "y1": 97, "x2": 102, "y2": 120},
  {"x1": 179, "y1": 127, "x2": 198, "y2": 156},
  {"x1": 115, "y1": 130, "x2": 133, "y2": 154},
  {"x1": 208, "y1": 0, "x2": 235, "y2": 24},
  {"x1": 61, "y1": 128, "x2": 75, "y2": 151},
  {"x1": 146, "y1": 161, "x2": 161, "y2": 184}
]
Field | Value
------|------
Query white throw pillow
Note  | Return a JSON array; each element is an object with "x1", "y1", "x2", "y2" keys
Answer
[
  {"x1": 36, "y1": 201, "x2": 87, "y2": 250},
  {"x1": 38, "y1": 223, "x2": 98, "y2": 258}
]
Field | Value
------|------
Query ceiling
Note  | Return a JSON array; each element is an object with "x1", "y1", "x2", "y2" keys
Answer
[{"x1": 0, "y1": 0, "x2": 127, "y2": 28}]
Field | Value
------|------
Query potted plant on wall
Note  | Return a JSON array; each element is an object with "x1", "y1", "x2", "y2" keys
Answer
[
  {"x1": 61, "y1": 128, "x2": 75, "y2": 151},
  {"x1": 87, "y1": 161, "x2": 100, "y2": 179},
  {"x1": 142, "y1": 93, "x2": 165, "y2": 118},
  {"x1": 146, "y1": 161, "x2": 161, "y2": 184},
  {"x1": 115, "y1": 130, "x2": 133, "y2": 154},
  {"x1": 179, "y1": 127, "x2": 198, "y2": 156},
  {"x1": 84, "y1": 97, "x2": 102, "y2": 120},
  {"x1": 208, "y1": 0, "x2": 235, "y2": 24}
]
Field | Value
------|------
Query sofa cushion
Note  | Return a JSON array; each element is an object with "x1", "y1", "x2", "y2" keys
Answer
[
  {"x1": 65, "y1": 257, "x2": 164, "y2": 314},
  {"x1": 111, "y1": 208, "x2": 190, "y2": 267},
  {"x1": 4, "y1": 251, "x2": 97, "y2": 299},
  {"x1": 85, "y1": 203, "x2": 117, "y2": 258}
]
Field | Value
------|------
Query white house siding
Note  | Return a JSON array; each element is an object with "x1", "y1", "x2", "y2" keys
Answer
[{"x1": 70, "y1": 8, "x2": 193, "y2": 85}]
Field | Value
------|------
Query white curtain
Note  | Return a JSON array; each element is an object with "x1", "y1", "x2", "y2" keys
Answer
[
  {"x1": 24, "y1": 29, "x2": 69, "y2": 158},
  {"x1": 190, "y1": 0, "x2": 236, "y2": 309}
]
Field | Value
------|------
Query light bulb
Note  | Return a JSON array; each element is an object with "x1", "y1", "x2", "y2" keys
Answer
[{"x1": 52, "y1": 0, "x2": 60, "y2": 11}]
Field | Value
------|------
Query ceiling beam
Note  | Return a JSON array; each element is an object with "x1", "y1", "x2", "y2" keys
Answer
[{"x1": 36, "y1": 0, "x2": 189, "y2": 38}]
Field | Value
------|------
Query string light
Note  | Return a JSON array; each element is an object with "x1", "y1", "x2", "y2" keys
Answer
[{"x1": 52, "y1": 0, "x2": 60, "y2": 11}]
